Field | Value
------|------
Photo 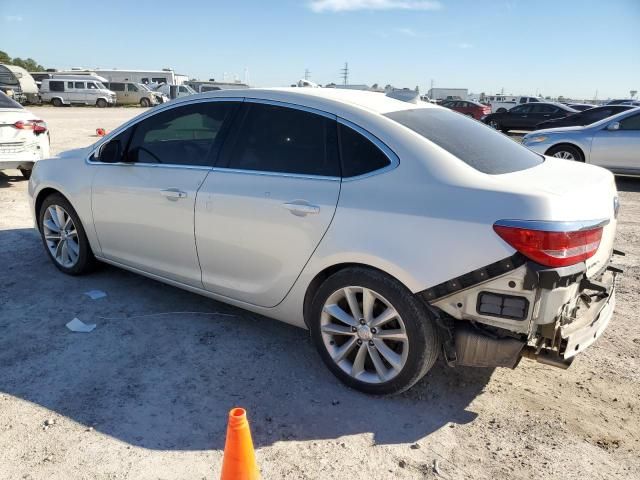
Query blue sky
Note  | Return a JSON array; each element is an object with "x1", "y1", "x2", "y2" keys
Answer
[{"x1": 1, "y1": 0, "x2": 639, "y2": 99}]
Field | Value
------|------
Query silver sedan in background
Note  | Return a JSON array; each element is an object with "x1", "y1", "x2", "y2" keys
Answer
[{"x1": 523, "y1": 107, "x2": 640, "y2": 175}]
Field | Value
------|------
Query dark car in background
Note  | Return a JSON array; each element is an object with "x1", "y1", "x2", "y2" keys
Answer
[
  {"x1": 606, "y1": 99, "x2": 640, "y2": 106},
  {"x1": 440, "y1": 99, "x2": 492, "y2": 120},
  {"x1": 566, "y1": 103, "x2": 595, "y2": 111},
  {"x1": 535, "y1": 104, "x2": 636, "y2": 130},
  {"x1": 483, "y1": 102, "x2": 578, "y2": 133}
]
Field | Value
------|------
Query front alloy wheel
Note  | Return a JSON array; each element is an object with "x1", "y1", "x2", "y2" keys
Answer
[
  {"x1": 310, "y1": 268, "x2": 440, "y2": 395},
  {"x1": 43, "y1": 205, "x2": 80, "y2": 268}
]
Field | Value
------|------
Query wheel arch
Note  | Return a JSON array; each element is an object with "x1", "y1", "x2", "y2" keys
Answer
[
  {"x1": 544, "y1": 142, "x2": 586, "y2": 162},
  {"x1": 34, "y1": 187, "x2": 69, "y2": 231},
  {"x1": 302, "y1": 262, "x2": 412, "y2": 329}
]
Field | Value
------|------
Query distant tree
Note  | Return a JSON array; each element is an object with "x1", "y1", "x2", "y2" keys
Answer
[
  {"x1": 11, "y1": 57, "x2": 45, "y2": 71},
  {"x1": 0, "y1": 50, "x2": 11, "y2": 64},
  {"x1": 414, "y1": 85, "x2": 419, "y2": 93},
  {"x1": 371, "y1": 83, "x2": 379, "y2": 90},
  {"x1": 479, "y1": 92, "x2": 486, "y2": 101}
]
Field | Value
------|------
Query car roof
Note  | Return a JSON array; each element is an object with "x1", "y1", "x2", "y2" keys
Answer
[{"x1": 180, "y1": 87, "x2": 436, "y2": 116}]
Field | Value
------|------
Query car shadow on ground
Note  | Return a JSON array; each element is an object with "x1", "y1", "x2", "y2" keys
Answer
[
  {"x1": 616, "y1": 176, "x2": 640, "y2": 193},
  {"x1": 0, "y1": 227, "x2": 492, "y2": 451},
  {"x1": 0, "y1": 171, "x2": 27, "y2": 188}
]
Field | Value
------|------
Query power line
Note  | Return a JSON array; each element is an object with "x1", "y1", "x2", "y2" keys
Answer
[
  {"x1": 304, "y1": 68, "x2": 311, "y2": 81},
  {"x1": 340, "y1": 62, "x2": 349, "y2": 86}
]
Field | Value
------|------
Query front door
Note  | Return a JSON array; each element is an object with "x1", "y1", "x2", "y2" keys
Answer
[
  {"x1": 590, "y1": 112, "x2": 640, "y2": 171},
  {"x1": 91, "y1": 100, "x2": 237, "y2": 287},
  {"x1": 195, "y1": 101, "x2": 341, "y2": 307}
]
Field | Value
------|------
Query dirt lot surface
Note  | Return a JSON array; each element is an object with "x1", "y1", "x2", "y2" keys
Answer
[{"x1": 1, "y1": 107, "x2": 639, "y2": 480}]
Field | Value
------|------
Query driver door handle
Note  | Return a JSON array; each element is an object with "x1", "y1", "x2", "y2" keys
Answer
[
  {"x1": 283, "y1": 201, "x2": 320, "y2": 216},
  {"x1": 160, "y1": 188, "x2": 187, "y2": 200}
]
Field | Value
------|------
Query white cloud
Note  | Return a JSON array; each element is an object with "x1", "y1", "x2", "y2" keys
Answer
[
  {"x1": 395, "y1": 27, "x2": 418, "y2": 36},
  {"x1": 4, "y1": 15, "x2": 23, "y2": 22},
  {"x1": 309, "y1": 1, "x2": 442, "y2": 13},
  {"x1": 457, "y1": 42, "x2": 473, "y2": 49}
]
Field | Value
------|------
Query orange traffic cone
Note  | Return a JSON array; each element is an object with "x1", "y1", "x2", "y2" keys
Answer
[
  {"x1": 96, "y1": 128, "x2": 107, "y2": 136},
  {"x1": 220, "y1": 408, "x2": 260, "y2": 480}
]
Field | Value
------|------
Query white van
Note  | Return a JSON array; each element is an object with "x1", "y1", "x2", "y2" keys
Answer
[
  {"x1": 40, "y1": 76, "x2": 117, "y2": 107},
  {"x1": 153, "y1": 83, "x2": 196, "y2": 100}
]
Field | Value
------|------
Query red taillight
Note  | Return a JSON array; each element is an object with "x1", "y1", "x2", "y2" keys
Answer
[
  {"x1": 493, "y1": 225, "x2": 603, "y2": 267},
  {"x1": 14, "y1": 119, "x2": 47, "y2": 134}
]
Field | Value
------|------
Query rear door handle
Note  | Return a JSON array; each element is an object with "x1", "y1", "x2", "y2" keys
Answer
[
  {"x1": 160, "y1": 188, "x2": 187, "y2": 200},
  {"x1": 283, "y1": 201, "x2": 320, "y2": 216}
]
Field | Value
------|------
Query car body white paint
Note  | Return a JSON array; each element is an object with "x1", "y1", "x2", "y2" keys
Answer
[
  {"x1": 28, "y1": 88, "x2": 618, "y2": 331},
  {"x1": 0, "y1": 102, "x2": 50, "y2": 172}
]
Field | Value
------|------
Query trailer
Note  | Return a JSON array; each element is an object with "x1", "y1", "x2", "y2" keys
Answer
[
  {"x1": 49, "y1": 68, "x2": 188, "y2": 86},
  {"x1": 0, "y1": 65, "x2": 39, "y2": 104},
  {"x1": 427, "y1": 88, "x2": 468, "y2": 102}
]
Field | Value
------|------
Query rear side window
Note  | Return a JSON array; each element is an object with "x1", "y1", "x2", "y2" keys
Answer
[
  {"x1": 74, "y1": 82, "x2": 85, "y2": 89},
  {"x1": 619, "y1": 113, "x2": 640, "y2": 130},
  {"x1": 220, "y1": 103, "x2": 340, "y2": 177},
  {"x1": 110, "y1": 82, "x2": 125, "y2": 92},
  {"x1": 127, "y1": 101, "x2": 236, "y2": 166},
  {"x1": 385, "y1": 108, "x2": 544, "y2": 174},
  {"x1": 49, "y1": 81, "x2": 64, "y2": 92},
  {"x1": 339, "y1": 123, "x2": 391, "y2": 177}
]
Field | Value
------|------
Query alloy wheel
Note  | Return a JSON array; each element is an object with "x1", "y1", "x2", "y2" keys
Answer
[
  {"x1": 42, "y1": 205, "x2": 80, "y2": 268},
  {"x1": 489, "y1": 120, "x2": 500, "y2": 129},
  {"x1": 552, "y1": 151, "x2": 575, "y2": 160},
  {"x1": 320, "y1": 286, "x2": 409, "y2": 384}
]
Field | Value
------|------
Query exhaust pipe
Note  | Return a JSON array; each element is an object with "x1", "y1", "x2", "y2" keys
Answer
[{"x1": 521, "y1": 346, "x2": 573, "y2": 369}]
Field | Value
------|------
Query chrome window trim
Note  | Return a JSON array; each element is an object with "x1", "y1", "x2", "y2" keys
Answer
[
  {"x1": 209, "y1": 167, "x2": 340, "y2": 182},
  {"x1": 494, "y1": 218, "x2": 610, "y2": 232},
  {"x1": 85, "y1": 96, "x2": 246, "y2": 165},
  {"x1": 337, "y1": 117, "x2": 400, "y2": 181}
]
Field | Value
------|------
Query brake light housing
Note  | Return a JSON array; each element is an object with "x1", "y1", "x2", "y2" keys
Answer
[
  {"x1": 14, "y1": 119, "x2": 47, "y2": 135},
  {"x1": 493, "y1": 222, "x2": 604, "y2": 267}
]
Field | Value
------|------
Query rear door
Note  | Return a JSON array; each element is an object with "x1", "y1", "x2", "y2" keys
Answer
[
  {"x1": 590, "y1": 112, "x2": 640, "y2": 172},
  {"x1": 195, "y1": 100, "x2": 341, "y2": 307},
  {"x1": 91, "y1": 100, "x2": 237, "y2": 286},
  {"x1": 506, "y1": 104, "x2": 532, "y2": 129},
  {"x1": 528, "y1": 104, "x2": 558, "y2": 128}
]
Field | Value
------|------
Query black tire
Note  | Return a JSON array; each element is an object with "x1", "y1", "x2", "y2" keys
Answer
[
  {"x1": 140, "y1": 97, "x2": 150, "y2": 108},
  {"x1": 545, "y1": 144, "x2": 584, "y2": 162},
  {"x1": 496, "y1": 107, "x2": 507, "y2": 113},
  {"x1": 18, "y1": 168, "x2": 31, "y2": 179},
  {"x1": 96, "y1": 98, "x2": 107, "y2": 108},
  {"x1": 309, "y1": 267, "x2": 440, "y2": 395},
  {"x1": 488, "y1": 119, "x2": 503, "y2": 131},
  {"x1": 38, "y1": 193, "x2": 96, "y2": 275},
  {"x1": 52, "y1": 98, "x2": 63, "y2": 107}
]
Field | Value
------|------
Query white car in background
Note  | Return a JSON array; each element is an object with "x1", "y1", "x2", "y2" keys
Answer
[
  {"x1": 28, "y1": 89, "x2": 619, "y2": 394},
  {"x1": 0, "y1": 91, "x2": 50, "y2": 179}
]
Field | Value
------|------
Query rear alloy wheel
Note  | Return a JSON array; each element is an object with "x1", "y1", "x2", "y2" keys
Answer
[
  {"x1": 310, "y1": 268, "x2": 440, "y2": 395},
  {"x1": 140, "y1": 97, "x2": 151, "y2": 108},
  {"x1": 96, "y1": 98, "x2": 107, "y2": 108},
  {"x1": 39, "y1": 194, "x2": 96, "y2": 275},
  {"x1": 52, "y1": 98, "x2": 63, "y2": 107},
  {"x1": 18, "y1": 168, "x2": 31, "y2": 179},
  {"x1": 488, "y1": 119, "x2": 501, "y2": 130},
  {"x1": 546, "y1": 145, "x2": 584, "y2": 162}
]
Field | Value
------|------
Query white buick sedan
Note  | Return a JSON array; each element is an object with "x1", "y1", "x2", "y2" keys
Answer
[{"x1": 29, "y1": 89, "x2": 619, "y2": 394}]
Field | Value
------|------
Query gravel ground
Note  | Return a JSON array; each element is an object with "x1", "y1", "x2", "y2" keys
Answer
[{"x1": 1, "y1": 107, "x2": 639, "y2": 480}]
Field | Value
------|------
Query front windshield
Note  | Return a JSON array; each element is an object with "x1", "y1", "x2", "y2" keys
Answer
[
  {"x1": 138, "y1": 83, "x2": 151, "y2": 91},
  {"x1": 96, "y1": 82, "x2": 107, "y2": 89}
]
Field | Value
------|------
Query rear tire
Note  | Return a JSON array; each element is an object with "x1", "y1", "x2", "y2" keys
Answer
[
  {"x1": 51, "y1": 98, "x2": 63, "y2": 107},
  {"x1": 140, "y1": 97, "x2": 150, "y2": 108},
  {"x1": 546, "y1": 144, "x2": 584, "y2": 162},
  {"x1": 496, "y1": 107, "x2": 507, "y2": 113},
  {"x1": 18, "y1": 168, "x2": 31, "y2": 179},
  {"x1": 309, "y1": 267, "x2": 440, "y2": 395},
  {"x1": 96, "y1": 98, "x2": 107, "y2": 108},
  {"x1": 38, "y1": 193, "x2": 96, "y2": 275}
]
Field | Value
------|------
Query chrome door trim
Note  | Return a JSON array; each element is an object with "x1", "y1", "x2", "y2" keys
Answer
[
  {"x1": 337, "y1": 117, "x2": 400, "y2": 181},
  {"x1": 494, "y1": 218, "x2": 610, "y2": 232},
  {"x1": 209, "y1": 167, "x2": 340, "y2": 182},
  {"x1": 242, "y1": 97, "x2": 337, "y2": 120}
]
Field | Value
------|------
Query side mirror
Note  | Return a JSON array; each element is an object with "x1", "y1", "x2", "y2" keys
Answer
[
  {"x1": 98, "y1": 140, "x2": 122, "y2": 163},
  {"x1": 607, "y1": 122, "x2": 620, "y2": 131}
]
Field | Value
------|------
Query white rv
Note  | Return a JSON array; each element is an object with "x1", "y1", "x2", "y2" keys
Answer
[{"x1": 92, "y1": 69, "x2": 188, "y2": 86}]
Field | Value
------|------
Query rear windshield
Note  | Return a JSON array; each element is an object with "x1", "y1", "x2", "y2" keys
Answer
[
  {"x1": 385, "y1": 108, "x2": 544, "y2": 174},
  {"x1": 0, "y1": 91, "x2": 23, "y2": 109}
]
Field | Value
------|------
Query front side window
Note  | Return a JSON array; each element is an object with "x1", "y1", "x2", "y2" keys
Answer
[
  {"x1": 87, "y1": 82, "x2": 98, "y2": 89},
  {"x1": 178, "y1": 86, "x2": 189, "y2": 93},
  {"x1": 126, "y1": 101, "x2": 236, "y2": 166},
  {"x1": 220, "y1": 103, "x2": 339, "y2": 176},
  {"x1": 74, "y1": 82, "x2": 85, "y2": 89},
  {"x1": 619, "y1": 113, "x2": 640, "y2": 130},
  {"x1": 531, "y1": 104, "x2": 557, "y2": 114},
  {"x1": 385, "y1": 108, "x2": 544, "y2": 175},
  {"x1": 110, "y1": 82, "x2": 125, "y2": 92},
  {"x1": 127, "y1": 83, "x2": 139, "y2": 92},
  {"x1": 339, "y1": 123, "x2": 391, "y2": 177},
  {"x1": 510, "y1": 105, "x2": 531, "y2": 114}
]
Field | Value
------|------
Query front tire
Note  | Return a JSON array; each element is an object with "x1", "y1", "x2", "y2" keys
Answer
[
  {"x1": 51, "y1": 98, "x2": 63, "y2": 107},
  {"x1": 140, "y1": 97, "x2": 150, "y2": 107},
  {"x1": 309, "y1": 268, "x2": 440, "y2": 395},
  {"x1": 38, "y1": 193, "x2": 96, "y2": 275},
  {"x1": 546, "y1": 144, "x2": 584, "y2": 162},
  {"x1": 96, "y1": 98, "x2": 107, "y2": 108}
]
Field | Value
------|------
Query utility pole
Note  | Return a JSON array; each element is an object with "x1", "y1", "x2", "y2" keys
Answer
[
  {"x1": 304, "y1": 68, "x2": 311, "y2": 81},
  {"x1": 430, "y1": 78, "x2": 434, "y2": 96},
  {"x1": 340, "y1": 62, "x2": 349, "y2": 86}
]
